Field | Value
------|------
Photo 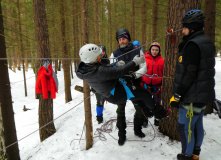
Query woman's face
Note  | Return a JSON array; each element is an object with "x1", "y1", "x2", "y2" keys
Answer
[
  {"x1": 182, "y1": 27, "x2": 190, "y2": 36},
  {"x1": 151, "y1": 46, "x2": 160, "y2": 57}
]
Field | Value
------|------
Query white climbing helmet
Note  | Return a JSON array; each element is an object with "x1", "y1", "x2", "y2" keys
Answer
[{"x1": 79, "y1": 44, "x2": 102, "y2": 63}]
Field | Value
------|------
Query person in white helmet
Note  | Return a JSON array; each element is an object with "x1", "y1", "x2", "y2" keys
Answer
[{"x1": 76, "y1": 43, "x2": 171, "y2": 144}]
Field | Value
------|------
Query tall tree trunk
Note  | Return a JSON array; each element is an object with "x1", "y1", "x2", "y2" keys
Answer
[
  {"x1": 81, "y1": 0, "x2": 93, "y2": 150},
  {"x1": 33, "y1": 0, "x2": 56, "y2": 142},
  {"x1": 152, "y1": 0, "x2": 158, "y2": 41},
  {"x1": 108, "y1": 0, "x2": 112, "y2": 52},
  {"x1": 93, "y1": 0, "x2": 100, "y2": 45},
  {"x1": 141, "y1": 0, "x2": 147, "y2": 49},
  {"x1": 131, "y1": 0, "x2": 135, "y2": 41},
  {"x1": 114, "y1": 0, "x2": 118, "y2": 50},
  {"x1": 0, "y1": 1, "x2": 20, "y2": 159},
  {"x1": 159, "y1": 0, "x2": 201, "y2": 141},
  {"x1": 59, "y1": 0, "x2": 72, "y2": 103},
  {"x1": 204, "y1": 0, "x2": 216, "y2": 115},
  {"x1": 17, "y1": 0, "x2": 27, "y2": 97}
]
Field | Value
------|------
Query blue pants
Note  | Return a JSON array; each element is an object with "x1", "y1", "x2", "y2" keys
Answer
[{"x1": 178, "y1": 108, "x2": 205, "y2": 155}]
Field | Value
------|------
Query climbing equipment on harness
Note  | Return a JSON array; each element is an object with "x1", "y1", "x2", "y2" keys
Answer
[
  {"x1": 110, "y1": 58, "x2": 135, "y2": 100},
  {"x1": 186, "y1": 103, "x2": 193, "y2": 143}
]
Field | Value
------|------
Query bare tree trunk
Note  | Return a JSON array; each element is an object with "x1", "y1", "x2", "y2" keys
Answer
[
  {"x1": 141, "y1": 0, "x2": 147, "y2": 49},
  {"x1": 93, "y1": 0, "x2": 100, "y2": 45},
  {"x1": 33, "y1": 0, "x2": 56, "y2": 142},
  {"x1": 114, "y1": 0, "x2": 118, "y2": 50},
  {"x1": 59, "y1": 0, "x2": 72, "y2": 103},
  {"x1": 152, "y1": 0, "x2": 158, "y2": 41},
  {"x1": 17, "y1": 0, "x2": 27, "y2": 97},
  {"x1": 204, "y1": 0, "x2": 216, "y2": 115},
  {"x1": 159, "y1": 0, "x2": 201, "y2": 141},
  {"x1": 81, "y1": 0, "x2": 93, "y2": 150},
  {"x1": 131, "y1": 0, "x2": 135, "y2": 41},
  {"x1": 0, "y1": 1, "x2": 20, "y2": 159},
  {"x1": 108, "y1": 0, "x2": 112, "y2": 52}
]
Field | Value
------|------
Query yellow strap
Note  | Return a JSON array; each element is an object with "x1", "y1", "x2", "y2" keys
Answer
[{"x1": 186, "y1": 103, "x2": 193, "y2": 143}]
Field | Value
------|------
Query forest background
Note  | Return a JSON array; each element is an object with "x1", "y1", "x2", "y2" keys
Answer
[{"x1": 0, "y1": 0, "x2": 220, "y2": 159}]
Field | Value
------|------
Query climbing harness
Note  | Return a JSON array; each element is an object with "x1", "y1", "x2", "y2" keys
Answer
[{"x1": 110, "y1": 58, "x2": 135, "y2": 100}]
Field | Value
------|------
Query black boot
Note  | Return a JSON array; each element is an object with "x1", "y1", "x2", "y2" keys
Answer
[
  {"x1": 142, "y1": 118, "x2": 148, "y2": 128},
  {"x1": 177, "y1": 153, "x2": 193, "y2": 160},
  {"x1": 117, "y1": 116, "x2": 127, "y2": 146},
  {"x1": 153, "y1": 104, "x2": 172, "y2": 120},
  {"x1": 154, "y1": 118, "x2": 159, "y2": 126},
  {"x1": 96, "y1": 114, "x2": 103, "y2": 124},
  {"x1": 134, "y1": 117, "x2": 145, "y2": 138}
]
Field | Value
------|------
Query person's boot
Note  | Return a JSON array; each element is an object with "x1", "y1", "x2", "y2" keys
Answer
[
  {"x1": 134, "y1": 117, "x2": 145, "y2": 138},
  {"x1": 142, "y1": 118, "x2": 148, "y2": 128},
  {"x1": 96, "y1": 114, "x2": 103, "y2": 124},
  {"x1": 117, "y1": 116, "x2": 127, "y2": 146},
  {"x1": 192, "y1": 147, "x2": 201, "y2": 160},
  {"x1": 177, "y1": 153, "x2": 193, "y2": 160},
  {"x1": 154, "y1": 118, "x2": 160, "y2": 126},
  {"x1": 153, "y1": 104, "x2": 172, "y2": 120}
]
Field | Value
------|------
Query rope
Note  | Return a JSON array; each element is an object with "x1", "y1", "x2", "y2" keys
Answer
[
  {"x1": 186, "y1": 103, "x2": 193, "y2": 143},
  {"x1": 0, "y1": 28, "x2": 183, "y2": 61}
]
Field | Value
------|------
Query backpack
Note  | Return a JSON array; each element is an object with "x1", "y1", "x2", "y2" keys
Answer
[{"x1": 213, "y1": 99, "x2": 221, "y2": 118}]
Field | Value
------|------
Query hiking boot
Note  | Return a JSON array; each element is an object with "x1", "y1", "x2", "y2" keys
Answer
[
  {"x1": 177, "y1": 153, "x2": 193, "y2": 160},
  {"x1": 192, "y1": 154, "x2": 199, "y2": 160},
  {"x1": 118, "y1": 136, "x2": 126, "y2": 146},
  {"x1": 192, "y1": 147, "x2": 201, "y2": 160},
  {"x1": 154, "y1": 118, "x2": 160, "y2": 126},
  {"x1": 134, "y1": 130, "x2": 145, "y2": 138},
  {"x1": 96, "y1": 115, "x2": 103, "y2": 124},
  {"x1": 142, "y1": 119, "x2": 148, "y2": 128}
]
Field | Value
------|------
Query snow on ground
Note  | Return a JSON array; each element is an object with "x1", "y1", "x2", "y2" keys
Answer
[{"x1": 7, "y1": 57, "x2": 221, "y2": 160}]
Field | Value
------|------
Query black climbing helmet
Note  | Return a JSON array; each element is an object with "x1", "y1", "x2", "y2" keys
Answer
[
  {"x1": 98, "y1": 45, "x2": 106, "y2": 52},
  {"x1": 182, "y1": 9, "x2": 206, "y2": 24},
  {"x1": 116, "y1": 28, "x2": 131, "y2": 42}
]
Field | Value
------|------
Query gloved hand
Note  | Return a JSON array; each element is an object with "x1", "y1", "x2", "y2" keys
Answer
[
  {"x1": 169, "y1": 93, "x2": 181, "y2": 108},
  {"x1": 116, "y1": 60, "x2": 125, "y2": 67},
  {"x1": 132, "y1": 55, "x2": 145, "y2": 66}
]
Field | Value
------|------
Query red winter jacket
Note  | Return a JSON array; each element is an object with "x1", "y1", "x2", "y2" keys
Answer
[
  {"x1": 35, "y1": 64, "x2": 57, "y2": 99},
  {"x1": 141, "y1": 51, "x2": 164, "y2": 85}
]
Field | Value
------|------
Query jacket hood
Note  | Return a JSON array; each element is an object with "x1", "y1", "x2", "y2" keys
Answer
[{"x1": 76, "y1": 62, "x2": 98, "y2": 80}]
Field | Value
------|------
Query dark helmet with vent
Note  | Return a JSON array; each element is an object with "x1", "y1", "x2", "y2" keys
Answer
[{"x1": 182, "y1": 9, "x2": 205, "y2": 24}]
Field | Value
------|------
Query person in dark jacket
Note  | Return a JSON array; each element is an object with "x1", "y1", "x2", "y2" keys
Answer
[
  {"x1": 92, "y1": 45, "x2": 109, "y2": 124},
  {"x1": 110, "y1": 28, "x2": 161, "y2": 146},
  {"x1": 169, "y1": 10, "x2": 216, "y2": 160},
  {"x1": 77, "y1": 43, "x2": 171, "y2": 146}
]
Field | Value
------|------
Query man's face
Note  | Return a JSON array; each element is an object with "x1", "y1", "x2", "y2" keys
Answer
[
  {"x1": 118, "y1": 38, "x2": 129, "y2": 48},
  {"x1": 134, "y1": 45, "x2": 140, "y2": 48},
  {"x1": 151, "y1": 46, "x2": 160, "y2": 57},
  {"x1": 100, "y1": 50, "x2": 105, "y2": 57},
  {"x1": 182, "y1": 27, "x2": 190, "y2": 36}
]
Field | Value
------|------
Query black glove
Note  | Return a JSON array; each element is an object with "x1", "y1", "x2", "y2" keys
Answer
[{"x1": 169, "y1": 93, "x2": 181, "y2": 108}]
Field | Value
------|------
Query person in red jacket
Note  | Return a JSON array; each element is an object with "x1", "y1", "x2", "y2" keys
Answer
[{"x1": 141, "y1": 42, "x2": 164, "y2": 126}]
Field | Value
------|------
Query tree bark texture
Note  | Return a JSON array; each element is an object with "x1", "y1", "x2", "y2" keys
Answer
[
  {"x1": 0, "y1": 1, "x2": 20, "y2": 159},
  {"x1": 141, "y1": 0, "x2": 147, "y2": 50},
  {"x1": 159, "y1": 0, "x2": 201, "y2": 141},
  {"x1": 81, "y1": 0, "x2": 93, "y2": 150},
  {"x1": 152, "y1": 0, "x2": 158, "y2": 41},
  {"x1": 33, "y1": 0, "x2": 56, "y2": 142},
  {"x1": 59, "y1": 0, "x2": 72, "y2": 103},
  {"x1": 17, "y1": 0, "x2": 27, "y2": 97},
  {"x1": 93, "y1": 0, "x2": 100, "y2": 45}
]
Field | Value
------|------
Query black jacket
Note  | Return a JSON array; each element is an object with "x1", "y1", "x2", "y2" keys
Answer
[
  {"x1": 173, "y1": 30, "x2": 215, "y2": 104},
  {"x1": 76, "y1": 61, "x2": 136, "y2": 98}
]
